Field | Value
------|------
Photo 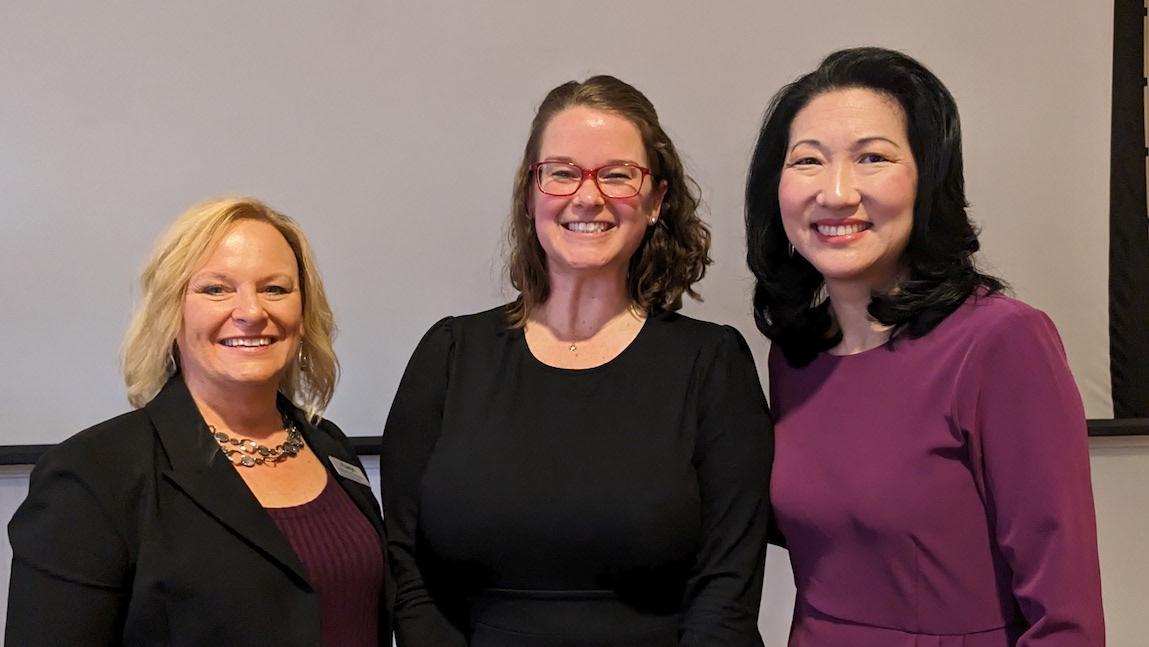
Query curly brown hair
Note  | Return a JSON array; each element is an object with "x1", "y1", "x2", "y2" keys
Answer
[{"x1": 506, "y1": 75, "x2": 711, "y2": 326}]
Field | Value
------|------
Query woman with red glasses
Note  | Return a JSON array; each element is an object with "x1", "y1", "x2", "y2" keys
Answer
[{"x1": 381, "y1": 75, "x2": 773, "y2": 646}]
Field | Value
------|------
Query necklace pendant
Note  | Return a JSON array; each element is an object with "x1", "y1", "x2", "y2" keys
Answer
[{"x1": 569, "y1": 343, "x2": 577, "y2": 352}]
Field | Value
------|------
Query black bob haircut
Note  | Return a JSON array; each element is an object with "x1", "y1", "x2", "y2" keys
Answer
[{"x1": 745, "y1": 46, "x2": 1004, "y2": 367}]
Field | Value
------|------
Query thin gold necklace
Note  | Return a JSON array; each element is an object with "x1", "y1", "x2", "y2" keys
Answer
[{"x1": 559, "y1": 308, "x2": 643, "y2": 353}]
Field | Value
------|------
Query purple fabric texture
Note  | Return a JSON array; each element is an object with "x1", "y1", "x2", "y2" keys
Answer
[
  {"x1": 267, "y1": 475, "x2": 385, "y2": 647},
  {"x1": 769, "y1": 294, "x2": 1104, "y2": 646}
]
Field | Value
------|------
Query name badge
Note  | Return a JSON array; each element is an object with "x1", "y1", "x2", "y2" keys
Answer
[{"x1": 330, "y1": 457, "x2": 370, "y2": 487}]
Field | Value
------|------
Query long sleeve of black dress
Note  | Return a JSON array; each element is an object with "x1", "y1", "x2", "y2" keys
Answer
[
  {"x1": 380, "y1": 307, "x2": 773, "y2": 647},
  {"x1": 380, "y1": 317, "x2": 468, "y2": 646}
]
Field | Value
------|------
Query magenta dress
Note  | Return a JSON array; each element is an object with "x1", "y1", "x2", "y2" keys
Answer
[{"x1": 769, "y1": 294, "x2": 1104, "y2": 646}]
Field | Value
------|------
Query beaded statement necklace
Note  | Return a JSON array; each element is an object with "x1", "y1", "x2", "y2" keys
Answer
[{"x1": 209, "y1": 413, "x2": 305, "y2": 468}]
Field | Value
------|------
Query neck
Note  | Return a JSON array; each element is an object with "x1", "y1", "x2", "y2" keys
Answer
[
  {"x1": 825, "y1": 279, "x2": 891, "y2": 355},
  {"x1": 184, "y1": 376, "x2": 284, "y2": 439},
  {"x1": 534, "y1": 268, "x2": 635, "y2": 340}
]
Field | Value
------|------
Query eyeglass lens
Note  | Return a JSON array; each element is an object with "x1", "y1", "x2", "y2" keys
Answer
[{"x1": 536, "y1": 163, "x2": 644, "y2": 198}]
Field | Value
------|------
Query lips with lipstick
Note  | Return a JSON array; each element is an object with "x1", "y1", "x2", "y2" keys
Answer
[{"x1": 562, "y1": 221, "x2": 615, "y2": 234}]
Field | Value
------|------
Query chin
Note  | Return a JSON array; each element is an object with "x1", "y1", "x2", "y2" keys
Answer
[
  {"x1": 222, "y1": 365, "x2": 290, "y2": 387},
  {"x1": 567, "y1": 260, "x2": 614, "y2": 272},
  {"x1": 815, "y1": 261, "x2": 904, "y2": 290},
  {"x1": 803, "y1": 253, "x2": 871, "y2": 278},
  {"x1": 550, "y1": 254, "x2": 618, "y2": 274},
  {"x1": 815, "y1": 266, "x2": 870, "y2": 281}
]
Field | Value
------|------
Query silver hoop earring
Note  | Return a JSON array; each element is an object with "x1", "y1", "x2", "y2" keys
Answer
[
  {"x1": 787, "y1": 242, "x2": 796, "y2": 257},
  {"x1": 168, "y1": 347, "x2": 178, "y2": 374}
]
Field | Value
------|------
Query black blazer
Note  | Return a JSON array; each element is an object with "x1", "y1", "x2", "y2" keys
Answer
[{"x1": 6, "y1": 377, "x2": 392, "y2": 646}]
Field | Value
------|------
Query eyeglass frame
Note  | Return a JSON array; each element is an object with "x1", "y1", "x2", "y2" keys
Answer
[{"x1": 529, "y1": 161, "x2": 653, "y2": 199}]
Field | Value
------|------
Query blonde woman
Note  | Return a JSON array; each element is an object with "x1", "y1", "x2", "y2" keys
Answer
[{"x1": 7, "y1": 197, "x2": 390, "y2": 646}]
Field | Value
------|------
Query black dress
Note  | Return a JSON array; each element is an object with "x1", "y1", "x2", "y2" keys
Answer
[{"x1": 380, "y1": 306, "x2": 773, "y2": 646}]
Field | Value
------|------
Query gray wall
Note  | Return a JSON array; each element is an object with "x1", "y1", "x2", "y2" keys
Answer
[
  {"x1": 0, "y1": 0, "x2": 1117, "y2": 444},
  {"x1": 3, "y1": 0, "x2": 1142, "y2": 644}
]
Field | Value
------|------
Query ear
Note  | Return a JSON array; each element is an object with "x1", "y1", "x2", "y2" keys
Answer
[
  {"x1": 525, "y1": 189, "x2": 537, "y2": 224},
  {"x1": 296, "y1": 291, "x2": 306, "y2": 338},
  {"x1": 650, "y1": 179, "x2": 668, "y2": 224}
]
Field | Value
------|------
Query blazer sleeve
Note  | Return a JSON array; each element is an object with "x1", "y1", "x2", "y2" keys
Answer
[
  {"x1": 6, "y1": 441, "x2": 131, "y2": 647},
  {"x1": 380, "y1": 317, "x2": 468, "y2": 647},
  {"x1": 955, "y1": 305, "x2": 1105, "y2": 645},
  {"x1": 680, "y1": 326, "x2": 773, "y2": 647}
]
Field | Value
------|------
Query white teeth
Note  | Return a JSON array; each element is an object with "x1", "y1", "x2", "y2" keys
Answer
[
  {"x1": 816, "y1": 223, "x2": 869, "y2": 237},
  {"x1": 564, "y1": 221, "x2": 612, "y2": 233},
  {"x1": 222, "y1": 338, "x2": 272, "y2": 347}
]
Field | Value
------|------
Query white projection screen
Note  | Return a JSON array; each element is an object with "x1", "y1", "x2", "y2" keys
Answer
[{"x1": 0, "y1": 1, "x2": 1124, "y2": 448}]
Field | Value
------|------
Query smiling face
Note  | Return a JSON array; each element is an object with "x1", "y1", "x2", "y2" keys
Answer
[
  {"x1": 531, "y1": 106, "x2": 666, "y2": 280},
  {"x1": 177, "y1": 219, "x2": 303, "y2": 397},
  {"x1": 779, "y1": 87, "x2": 918, "y2": 292}
]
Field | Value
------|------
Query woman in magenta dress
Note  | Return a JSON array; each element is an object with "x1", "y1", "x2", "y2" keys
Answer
[{"x1": 744, "y1": 47, "x2": 1105, "y2": 645}]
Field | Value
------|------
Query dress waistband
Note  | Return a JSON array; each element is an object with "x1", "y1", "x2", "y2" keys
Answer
[{"x1": 467, "y1": 589, "x2": 680, "y2": 646}]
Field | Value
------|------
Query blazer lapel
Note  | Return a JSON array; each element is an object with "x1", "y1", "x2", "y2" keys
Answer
[
  {"x1": 148, "y1": 378, "x2": 311, "y2": 587},
  {"x1": 293, "y1": 409, "x2": 385, "y2": 541}
]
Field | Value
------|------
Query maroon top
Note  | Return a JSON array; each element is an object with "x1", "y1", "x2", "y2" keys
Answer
[
  {"x1": 267, "y1": 475, "x2": 385, "y2": 647},
  {"x1": 770, "y1": 295, "x2": 1104, "y2": 646}
]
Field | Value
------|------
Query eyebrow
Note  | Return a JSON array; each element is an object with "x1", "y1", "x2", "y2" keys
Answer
[
  {"x1": 542, "y1": 156, "x2": 642, "y2": 166},
  {"x1": 789, "y1": 136, "x2": 903, "y2": 154},
  {"x1": 189, "y1": 271, "x2": 296, "y2": 283},
  {"x1": 189, "y1": 271, "x2": 231, "y2": 282},
  {"x1": 854, "y1": 136, "x2": 902, "y2": 149}
]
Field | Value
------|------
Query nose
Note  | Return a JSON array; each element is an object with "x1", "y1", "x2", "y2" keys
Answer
[
  {"x1": 572, "y1": 170, "x2": 606, "y2": 208},
  {"x1": 816, "y1": 162, "x2": 861, "y2": 208},
  {"x1": 231, "y1": 287, "x2": 268, "y2": 325}
]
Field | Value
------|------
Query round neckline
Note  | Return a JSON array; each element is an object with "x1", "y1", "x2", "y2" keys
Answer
[
  {"x1": 822, "y1": 336, "x2": 893, "y2": 360},
  {"x1": 263, "y1": 472, "x2": 333, "y2": 513},
  {"x1": 519, "y1": 311, "x2": 657, "y2": 375},
  {"x1": 817, "y1": 324, "x2": 924, "y2": 364}
]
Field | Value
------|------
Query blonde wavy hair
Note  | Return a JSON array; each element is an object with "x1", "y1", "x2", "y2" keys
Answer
[{"x1": 122, "y1": 197, "x2": 338, "y2": 420}]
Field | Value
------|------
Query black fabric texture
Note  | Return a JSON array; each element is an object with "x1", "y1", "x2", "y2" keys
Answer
[
  {"x1": 380, "y1": 306, "x2": 773, "y2": 647},
  {"x1": 1109, "y1": 0, "x2": 1149, "y2": 417}
]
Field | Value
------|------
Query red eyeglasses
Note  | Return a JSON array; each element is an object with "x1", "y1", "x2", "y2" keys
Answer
[{"x1": 531, "y1": 161, "x2": 652, "y2": 199}]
